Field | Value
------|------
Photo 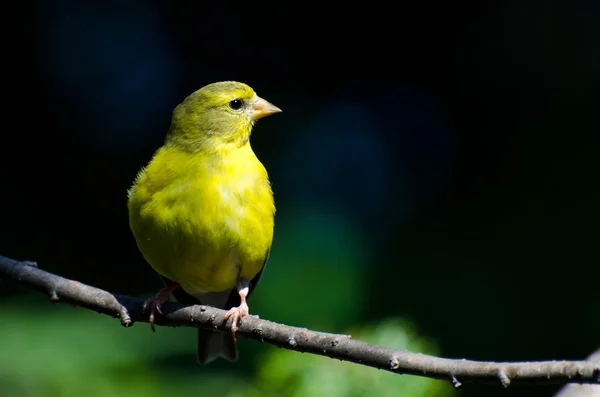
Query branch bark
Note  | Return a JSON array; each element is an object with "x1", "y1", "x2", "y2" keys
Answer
[{"x1": 1, "y1": 254, "x2": 598, "y2": 388}]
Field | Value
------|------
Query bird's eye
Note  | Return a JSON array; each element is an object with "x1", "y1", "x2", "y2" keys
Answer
[{"x1": 229, "y1": 99, "x2": 244, "y2": 110}]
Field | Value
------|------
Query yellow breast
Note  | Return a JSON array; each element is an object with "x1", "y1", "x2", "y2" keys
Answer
[{"x1": 128, "y1": 144, "x2": 275, "y2": 296}]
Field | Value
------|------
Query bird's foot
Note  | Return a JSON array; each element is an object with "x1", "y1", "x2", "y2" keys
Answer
[
  {"x1": 143, "y1": 283, "x2": 180, "y2": 332},
  {"x1": 221, "y1": 278, "x2": 250, "y2": 339},
  {"x1": 222, "y1": 301, "x2": 249, "y2": 339}
]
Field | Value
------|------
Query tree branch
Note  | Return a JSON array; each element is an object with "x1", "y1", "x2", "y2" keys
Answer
[{"x1": 1, "y1": 255, "x2": 598, "y2": 388}]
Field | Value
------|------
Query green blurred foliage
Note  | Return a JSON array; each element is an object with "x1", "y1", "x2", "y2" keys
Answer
[{"x1": 0, "y1": 298, "x2": 243, "y2": 397}]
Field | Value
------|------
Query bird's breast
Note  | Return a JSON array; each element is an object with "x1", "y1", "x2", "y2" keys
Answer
[{"x1": 130, "y1": 147, "x2": 274, "y2": 294}]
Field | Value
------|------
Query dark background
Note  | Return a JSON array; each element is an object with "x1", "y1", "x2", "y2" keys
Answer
[{"x1": 2, "y1": 1, "x2": 599, "y2": 396}]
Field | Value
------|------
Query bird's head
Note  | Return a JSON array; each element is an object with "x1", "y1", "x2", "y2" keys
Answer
[{"x1": 167, "y1": 81, "x2": 281, "y2": 152}]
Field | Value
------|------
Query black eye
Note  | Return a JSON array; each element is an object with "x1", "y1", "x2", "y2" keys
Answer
[{"x1": 229, "y1": 99, "x2": 243, "y2": 110}]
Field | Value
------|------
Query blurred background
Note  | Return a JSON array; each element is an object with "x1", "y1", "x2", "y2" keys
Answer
[{"x1": 2, "y1": 0, "x2": 599, "y2": 396}]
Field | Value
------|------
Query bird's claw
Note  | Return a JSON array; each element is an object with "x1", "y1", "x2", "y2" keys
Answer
[
  {"x1": 144, "y1": 295, "x2": 167, "y2": 332},
  {"x1": 143, "y1": 284, "x2": 179, "y2": 332},
  {"x1": 222, "y1": 302, "x2": 249, "y2": 339}
]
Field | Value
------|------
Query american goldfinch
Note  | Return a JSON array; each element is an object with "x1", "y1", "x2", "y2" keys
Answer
[{"x1": 128, "y1": 81, "x2": 280, "y2": 363}]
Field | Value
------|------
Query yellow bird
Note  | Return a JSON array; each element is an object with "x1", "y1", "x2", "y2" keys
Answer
[{"x1": 127, "y1": 81, "x2": 280, "y2": 363}]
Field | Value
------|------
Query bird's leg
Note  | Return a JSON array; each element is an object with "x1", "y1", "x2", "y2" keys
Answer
[
  {"x1": 143, "y1": 282, "x2": 180, "y2": 332},
  {"x1": 221, "y1": 278, "x2": 250, "y2": 339}
]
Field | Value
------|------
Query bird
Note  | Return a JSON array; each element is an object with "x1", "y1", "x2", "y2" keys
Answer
[{"x1": 127, "y1": 81, "x2": 280, "y2": 363}]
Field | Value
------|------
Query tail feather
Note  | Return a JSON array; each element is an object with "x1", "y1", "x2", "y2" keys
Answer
[
  {"x1": 196, "y1": 329, "x2": 238, "y2": 364},
  {"x1": 159, "y1": 276, "x2": 240, "y2": 364}
]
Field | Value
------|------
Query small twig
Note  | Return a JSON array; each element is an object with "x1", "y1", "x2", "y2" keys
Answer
[{"x1": 1, "y1": 255, "x2": 598, "y2": 387}]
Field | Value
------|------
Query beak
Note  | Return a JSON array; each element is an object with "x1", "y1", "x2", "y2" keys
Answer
[{"x1": 251, "y1": 95, "x2": 282, "y2": 121}]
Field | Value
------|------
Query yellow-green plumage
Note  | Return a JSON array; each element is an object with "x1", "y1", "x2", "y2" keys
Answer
[
  {"x1": 129, "y1": 142, "x2": 274, "y2": 294},
  {"x1": 127, "y1": 81, "x2": 279, "y2": 363}
]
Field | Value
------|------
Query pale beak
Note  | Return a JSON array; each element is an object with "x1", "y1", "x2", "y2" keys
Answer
[{"x1": 250, "y1": 95, "x2": 282, "y2": 121}]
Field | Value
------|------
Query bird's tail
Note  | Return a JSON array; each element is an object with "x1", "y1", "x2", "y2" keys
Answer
[
  {"x1": 160, "y1": 275, "x2": 239, "y2": 364},
  {"x1": 196, "y1": 329, "x2": 238, "y2": 364}
]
